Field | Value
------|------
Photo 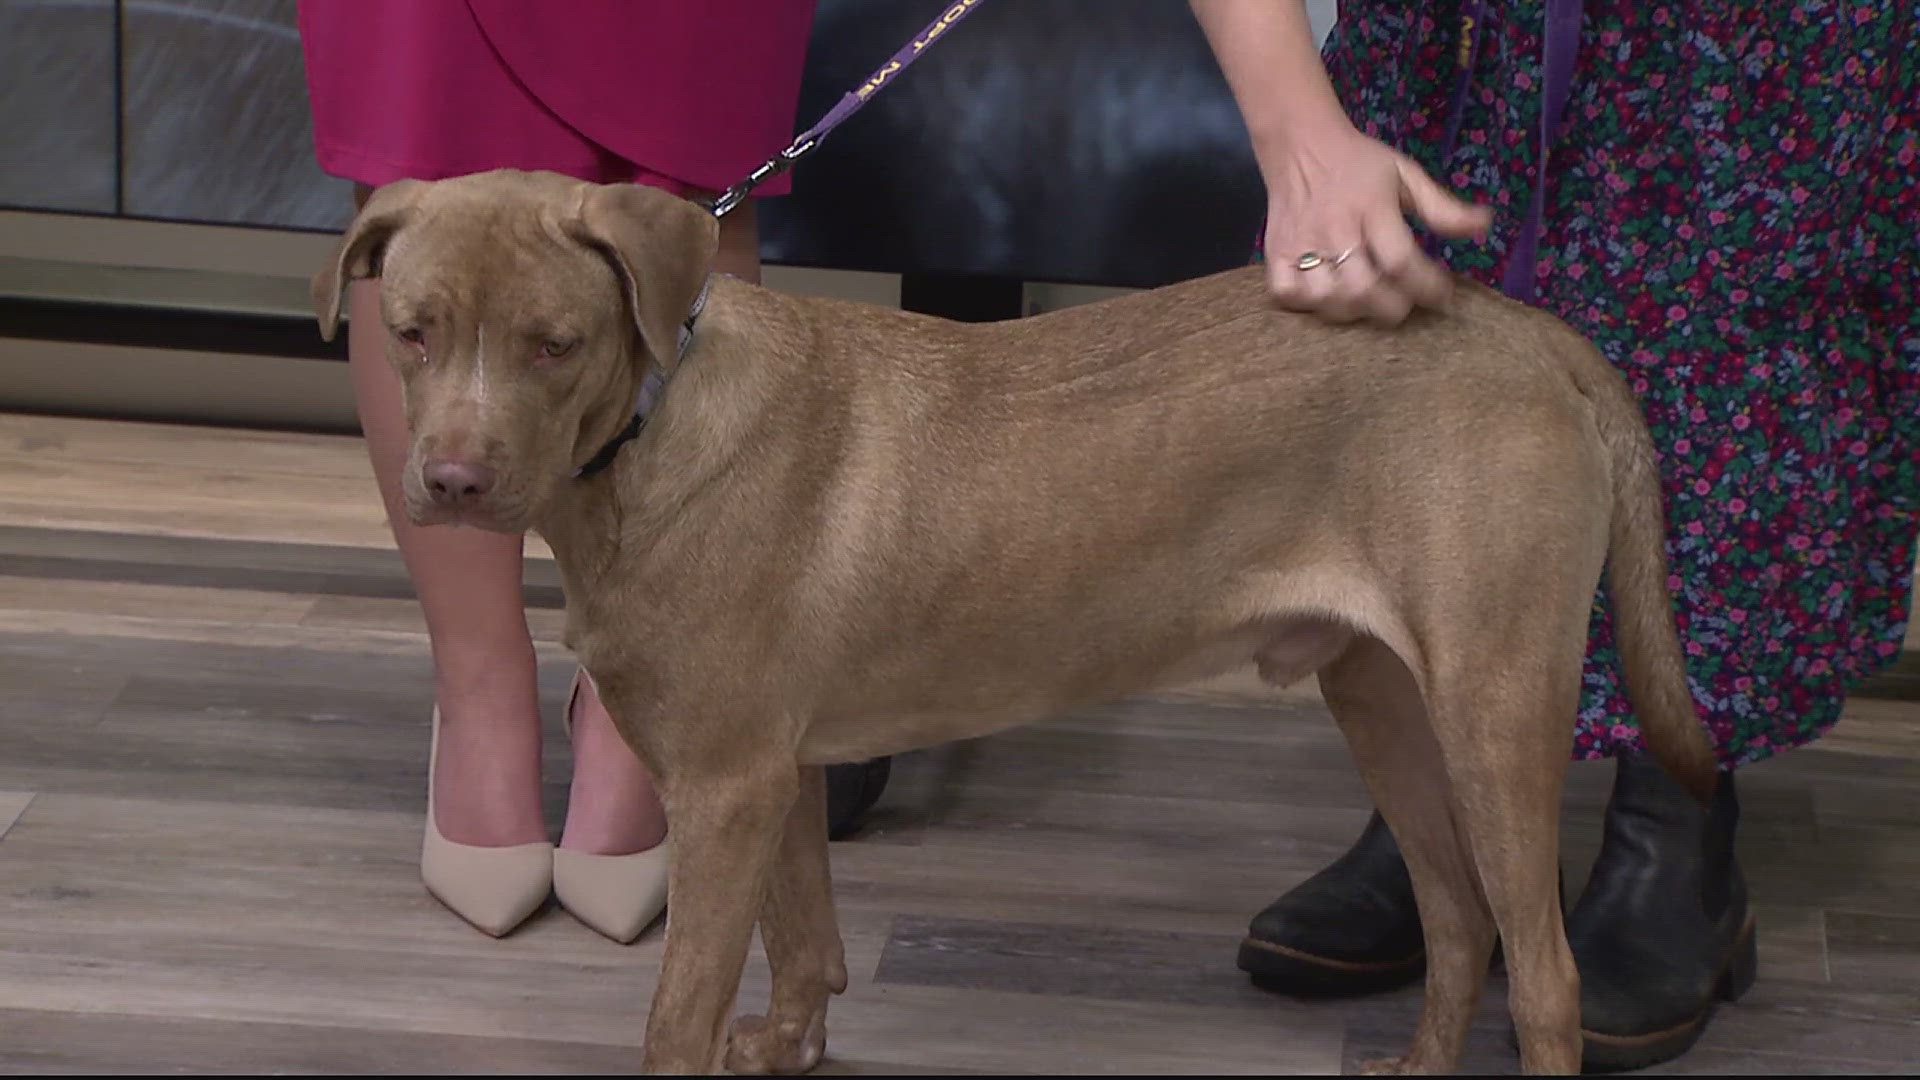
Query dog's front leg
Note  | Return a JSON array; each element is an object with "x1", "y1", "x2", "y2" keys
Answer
[
  {"x1": 641, "y1": 757, "x2": 798, "y2": 1074},
  {"x1": 726, "y1": 764, "x2": 848, "y2": 1074}
]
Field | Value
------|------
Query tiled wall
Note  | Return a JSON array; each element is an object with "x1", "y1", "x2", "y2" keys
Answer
[
  {"x1": 1, "y1": 0, "x2": 351, "y2": 230},
  {"x1": 1, "y1": 0, "x2": 121, "y2": 216},
  {"x1": 1, "y1": 0, "x2": 1335, "y2": 248},
  {"x1": 121, "y1": 0, "x2": 353, "y2": 228}
]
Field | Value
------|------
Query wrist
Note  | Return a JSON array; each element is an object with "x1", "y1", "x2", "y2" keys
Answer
[
  {"x1": 1248, "y1": 109, "x2": 1360, "y2": 183},
  {"x1": 1249, "y1": 102, "x2": 1356, "y2": 154}
]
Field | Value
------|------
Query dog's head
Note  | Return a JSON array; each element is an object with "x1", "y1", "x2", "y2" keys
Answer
[{"x1": 313, "y1": 170, "x2": 719, "y2": 532}]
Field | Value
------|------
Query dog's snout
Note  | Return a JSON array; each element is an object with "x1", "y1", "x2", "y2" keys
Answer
[{"x1": 423, "y1": 459, "x2": 497, "y2": 503}]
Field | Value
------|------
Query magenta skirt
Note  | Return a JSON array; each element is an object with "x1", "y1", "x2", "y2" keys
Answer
[{"x1": 298, "y1": 0, "x2": 817, "y2": 198}]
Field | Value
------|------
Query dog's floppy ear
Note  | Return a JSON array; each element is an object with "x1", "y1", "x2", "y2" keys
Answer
[
  {"x1": 565, "y1": 182, "x2": 720, "y2": 369},
  {"x1": 311, "y1": 179, "x2": 427, "y2": 342}
]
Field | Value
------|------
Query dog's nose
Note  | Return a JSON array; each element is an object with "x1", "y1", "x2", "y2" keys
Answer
[{"x1": 423, "y1": 459, "x2": 497, "y2": 503}]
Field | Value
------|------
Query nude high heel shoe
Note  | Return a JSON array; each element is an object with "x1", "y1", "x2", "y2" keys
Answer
[
  {"x1": 552, "y1": 670, "x2": 671, "y2": 944},
  {"x1": 421, "y1": 707, "x2": 554, "y2": 937}
]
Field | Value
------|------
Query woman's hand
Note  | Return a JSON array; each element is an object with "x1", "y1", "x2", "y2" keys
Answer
[
  {"x1": 1189, "y1": 0, "x2": 1491, "y2": 325},
  {"x1": 1260, "y1": 123, "x2": 1491, "y2": 325}
]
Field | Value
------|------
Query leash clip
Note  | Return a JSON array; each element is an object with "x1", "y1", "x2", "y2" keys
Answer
[{"x1": 711, "y1": 136, "x2": 818, "y2": 219}]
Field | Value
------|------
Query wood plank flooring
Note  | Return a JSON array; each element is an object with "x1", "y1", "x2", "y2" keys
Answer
[{"x1": 2, "y1": 411, "x2": 1918, "y2": 1073}]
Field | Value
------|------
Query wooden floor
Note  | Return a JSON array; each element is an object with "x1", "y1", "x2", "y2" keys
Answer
[{"x1": 2, "y1": 410, "x2": 1918, "y2": 1074}]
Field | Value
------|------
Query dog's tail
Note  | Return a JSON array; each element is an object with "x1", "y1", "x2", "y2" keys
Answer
[{"x1": 1574, "y1": 338, "x2": 1721, "y2": 806}]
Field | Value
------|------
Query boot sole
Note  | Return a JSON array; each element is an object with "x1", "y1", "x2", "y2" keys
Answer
[
  {"x1": 1577, "y1": 913, "x2": 1759, "y2": 1074},
  {"x1": 1238, "y1": 936, "x2": 1427, "y2": 997},
  {"x1": 1237, "y1": 934, "x2": 1520, "y2": 998}
]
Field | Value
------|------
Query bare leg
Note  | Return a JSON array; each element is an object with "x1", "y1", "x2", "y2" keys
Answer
[
  {"x1": 715, "y1": 199, "x2": 764, "y2": 286},
  {"x1": 354, "y1": 187, "x2": 759, "y2": 858},
  {"x1": 559, "y1": 199, "x2": 761, "y2": 855},
  {"x1": 349, "y1": 273, "x2": 547, "y2": 847}
]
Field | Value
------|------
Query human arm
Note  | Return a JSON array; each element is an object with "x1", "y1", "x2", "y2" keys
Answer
[{"x1": 1190, "y1": 0, "x2": 1491, "y2": 324}]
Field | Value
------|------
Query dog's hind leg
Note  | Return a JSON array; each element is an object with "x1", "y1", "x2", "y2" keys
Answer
[
  {"x1": 1421, "y1": 639, "x2": 1585, "y2": 1074},
  {"x1": 726, "y1": 764, "x2": 850, "y2": 1075},
  {"x1": 1317, "y1": 636, "x2": 1497, "y2": 1075}
]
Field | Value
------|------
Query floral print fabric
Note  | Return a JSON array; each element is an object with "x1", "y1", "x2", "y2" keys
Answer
[{"x1": 1287, "y1": 1, "x2": 1919, "y2": 764}]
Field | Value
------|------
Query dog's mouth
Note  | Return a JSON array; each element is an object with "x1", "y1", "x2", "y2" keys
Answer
[
  {"x1": 407, "y1": 501, "x2": 527, "y2": 533},
  {"x1": 403, "y1": 482, "x2": 533, "y2": 535}
]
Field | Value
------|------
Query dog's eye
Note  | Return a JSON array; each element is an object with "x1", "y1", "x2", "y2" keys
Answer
[
  {"x1": 540, "y1": 339, "x2": 577, "y2": 359},
  {"x1": 395, "y1": 327, "x2": 424, "y2": 348}
]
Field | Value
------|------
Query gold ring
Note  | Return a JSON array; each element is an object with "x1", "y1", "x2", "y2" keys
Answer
[{"x1": 1294, "y1": 251, "x2": 1326, "y2": 271}]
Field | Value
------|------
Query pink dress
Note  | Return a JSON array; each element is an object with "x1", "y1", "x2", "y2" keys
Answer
[{"x1": 298, "y1": 0, "x2": 817, "y2": 198}]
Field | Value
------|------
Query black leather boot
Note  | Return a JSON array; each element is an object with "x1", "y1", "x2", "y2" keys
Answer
[
  {"x1": 1571, "y1": 755, "x2": 1754, "y2": 1073},
  {"x1": 1237, "y1": 812, "x2": 1428, "y2": 995},
  {"x1": 825, "y1": 756, "x2": 892, "y2": 840}
]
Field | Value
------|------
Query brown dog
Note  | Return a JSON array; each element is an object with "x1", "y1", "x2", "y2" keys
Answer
[{"x1": 314, "y1": 170, "x2": 1718, "y2": 1075}]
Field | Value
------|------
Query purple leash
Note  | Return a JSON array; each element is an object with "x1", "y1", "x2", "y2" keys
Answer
[
  {"x1": 1434, "y1": 0, "x2": 1492, "y2": 195},
  {"x1": 1504, "y1": 0, "x2": 1585, "y2": 304},
  {"x1": 1434, "y1": 0, "x2": 1584, "y2": 305},
  {"x1": 710, "y1": 0, "x2": 989, "y2": 217}
]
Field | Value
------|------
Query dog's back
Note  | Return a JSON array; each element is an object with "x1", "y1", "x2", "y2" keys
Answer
[{"x1": 699, "y1": 269, "x2": 1698, "y2": 774}]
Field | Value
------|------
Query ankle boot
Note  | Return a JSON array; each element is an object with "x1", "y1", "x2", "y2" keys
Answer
[
  {"x1": 1238, "y1": 812, "x2": 1427, "y2": 995},
  {"x1": 1570, "y1": 755, "x2": 1755, "y2": 1072}
]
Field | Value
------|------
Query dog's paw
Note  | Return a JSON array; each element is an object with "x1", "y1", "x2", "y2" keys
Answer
[
  {"x1": 1358, "y1": 1055, "x2": 1412, "y2": 1076},
  {"x1": 724, "y1": 1013, "x2": 826, "y2": 1075}
]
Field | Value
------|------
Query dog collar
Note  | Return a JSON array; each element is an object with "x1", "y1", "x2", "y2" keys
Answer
[{"x1": 573, "y1": 276, "x2": 712, "y2": 480}]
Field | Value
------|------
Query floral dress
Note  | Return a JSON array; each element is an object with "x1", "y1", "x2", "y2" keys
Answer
[{"x1": 1278, "y1": 1, "x2": 1920, "y2": 765}]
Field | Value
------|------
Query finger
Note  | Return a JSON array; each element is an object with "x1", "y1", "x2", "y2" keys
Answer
[
  {"x1": 1334, "y1": 246, "x2": 1419, "y2": 327},
  {"x1": 1355, "y1": 270, "x2": 1416, "y2": 327},
  {"x1": 1261, "y1": 221, "x2": 1308, "y2": 308},
  {"x1": 1394, "y1": 153, "x2": 1492, "y2": 241},
  {"x1": 1365, "y1": 206, "x2": 1453, "y2": 311},
  {"x1": 1319, "y1": 244, "x2": 1385, "y2": 324},
  {"x1": 1265, "y1": 245, "x2": 1338, "y2": 315},
  {"x1": 1288, "y1": 252, "x2": 1341, "y2": 315}
]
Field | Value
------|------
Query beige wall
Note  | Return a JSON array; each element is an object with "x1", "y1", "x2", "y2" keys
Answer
[{"x1": 0, "y1": 210, "x2": 899, "y2": 433}]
